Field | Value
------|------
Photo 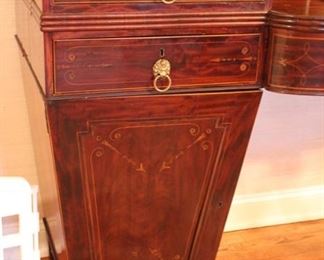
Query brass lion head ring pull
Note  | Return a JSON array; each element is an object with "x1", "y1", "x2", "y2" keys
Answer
[
  {"x1": 153, "y1": 74, "x2": 172, "y2": 93},
  {"x1": 153, "y1": 58, "x2": 172, "y2": 93}
]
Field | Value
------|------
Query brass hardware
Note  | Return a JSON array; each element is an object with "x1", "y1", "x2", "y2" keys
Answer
[
  {"x1": 153, "y1": 58, "x2": 172, "y2": 93},
  {"x1": 161, "y1": 0, "x2": 176, "y2": 4}
]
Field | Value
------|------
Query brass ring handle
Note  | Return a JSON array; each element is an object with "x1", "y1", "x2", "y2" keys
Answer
[
  {"x1": 161, "y1": 0, "x2": 176, "y2": 4},
  {"x1": 153, "y1": 58, "x2": 172, "y2": 93},
  {"x1": 153, "y1": 75, "x2": 172, "y2": 93}
]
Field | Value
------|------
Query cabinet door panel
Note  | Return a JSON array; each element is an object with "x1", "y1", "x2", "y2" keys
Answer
[
  {"x1": 47, "y1": 91, "x2": 261, "y2": 260},
  {"x1": 79, "y1": 117, "x2": 224, "y2": 260}
]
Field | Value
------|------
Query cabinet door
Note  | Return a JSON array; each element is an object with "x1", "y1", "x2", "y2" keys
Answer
[{"x1": 47, "y1": 91, "x2": 261, "y2": 260}]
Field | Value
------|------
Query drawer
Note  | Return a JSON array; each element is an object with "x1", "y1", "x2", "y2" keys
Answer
[
  {"x1": 53, "y1": 34, "x2": 262, "y2": 95},
  {"x1": 47, "y1": 0, "x2": 268, "y2": 15}
]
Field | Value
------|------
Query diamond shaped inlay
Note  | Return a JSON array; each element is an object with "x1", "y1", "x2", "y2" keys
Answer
[{"x1": 278, "y1": 42, "x2": 324, "y2": 86}]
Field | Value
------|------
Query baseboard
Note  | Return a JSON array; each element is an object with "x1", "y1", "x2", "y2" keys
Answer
[{"x1": 224, "y1": 185, "x2": 324, "y2": 232}]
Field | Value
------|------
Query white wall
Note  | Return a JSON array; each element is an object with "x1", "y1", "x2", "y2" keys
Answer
[
  {"x1": 239, "y1": 92, "x2": 324, "y2": 194},
  {"x1": 0, "y1": 0, "x2": 38, "y2": 186},
  {"x1": 226, "y1": 92, "x2": 324, "y2": 231}
]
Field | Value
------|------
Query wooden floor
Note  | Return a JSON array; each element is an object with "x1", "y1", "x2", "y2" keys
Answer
[
  {"x1": 217, "y1": 220, "x2": 324, "y2": 260},
  {"x1": 4, "y1": 220, "x2": 324, "y2": 259}
]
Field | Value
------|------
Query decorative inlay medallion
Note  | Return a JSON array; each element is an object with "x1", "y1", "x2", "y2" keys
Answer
[
  {"x1": 269, "y1": 34, "x2": 324, "y2": 92},
  {"x1": 278, "y1": 42, "x2": 324, "y2": 86},
  {"x1": 210, "y1": 45, "x2": 257, "y2": 75},
  {"x1": 92, "y1": 123, "x2": 218, "y2": 174}
]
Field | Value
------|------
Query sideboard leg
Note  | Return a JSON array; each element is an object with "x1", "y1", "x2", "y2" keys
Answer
[{"x1": 43, "y1": 218, "x2": 57, "y2": 260}]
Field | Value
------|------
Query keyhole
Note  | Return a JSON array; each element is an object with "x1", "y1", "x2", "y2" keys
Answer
[{"x1": 160, "y1": 48, "x2": 165, "y2": 57}]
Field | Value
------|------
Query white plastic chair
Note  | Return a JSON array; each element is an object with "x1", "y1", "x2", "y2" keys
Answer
[{"x1": 0, "y1": 177, "x2": 40, "y2": 260}]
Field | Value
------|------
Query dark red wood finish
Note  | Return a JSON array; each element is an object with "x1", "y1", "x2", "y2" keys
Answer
[
  {"x1": 42, "y1": 0, "x2": 269, "y2": 16},
  {"x1": 266, "y1": 0, "x2": 324, "y2": 95},
  {"x1": 48, "y1": 91, "x2": 261, "y2": 260},
  {"x1": 54, "y1": 34, "x2": 262, "y2": 95},
  {"x1": 271, "y1": 0, "x2": 324, "y2": 16}
]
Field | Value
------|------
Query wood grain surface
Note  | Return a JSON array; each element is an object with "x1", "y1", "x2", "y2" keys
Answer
[
  {"x1": 272, "y1": 0, "x2": 324, "y2": 16},
  {"x1": 54, "y1": 34, "x2": 262, "y2": 95},
  {"x1": 47, "y1": 91, "x2": 261, "y2": 259},
  {"x1": 218, "y1": 220, "x2": 324, "y2": 260},
  {"x1": 266, "y1": 0, "x2": 324, "y2": 95}
]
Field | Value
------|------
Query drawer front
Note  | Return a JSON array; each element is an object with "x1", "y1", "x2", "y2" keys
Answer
[
  {"x1": 48, "y1": 0, "x2": 268, "y2": 14},
  {"x1": 54, "y1": 34, "x2": 262, "y2": 95}
]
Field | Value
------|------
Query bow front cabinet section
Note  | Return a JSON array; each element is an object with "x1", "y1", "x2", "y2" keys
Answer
[
  {"x1": 16, "y1": 0, "x2": 270, "y2": 259},
  {"x1": 266, "y1": 0, "x2": 324, "y2": 95}
]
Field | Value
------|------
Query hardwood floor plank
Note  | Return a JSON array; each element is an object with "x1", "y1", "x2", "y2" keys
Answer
[{"x1": 217, "y1": 220, "x2": 324, "y2": 260}]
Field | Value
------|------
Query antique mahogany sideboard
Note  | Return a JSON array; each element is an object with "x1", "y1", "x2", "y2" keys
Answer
[{"x1": 15, "y1": 0, "x2": 323, "y2": 259}]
